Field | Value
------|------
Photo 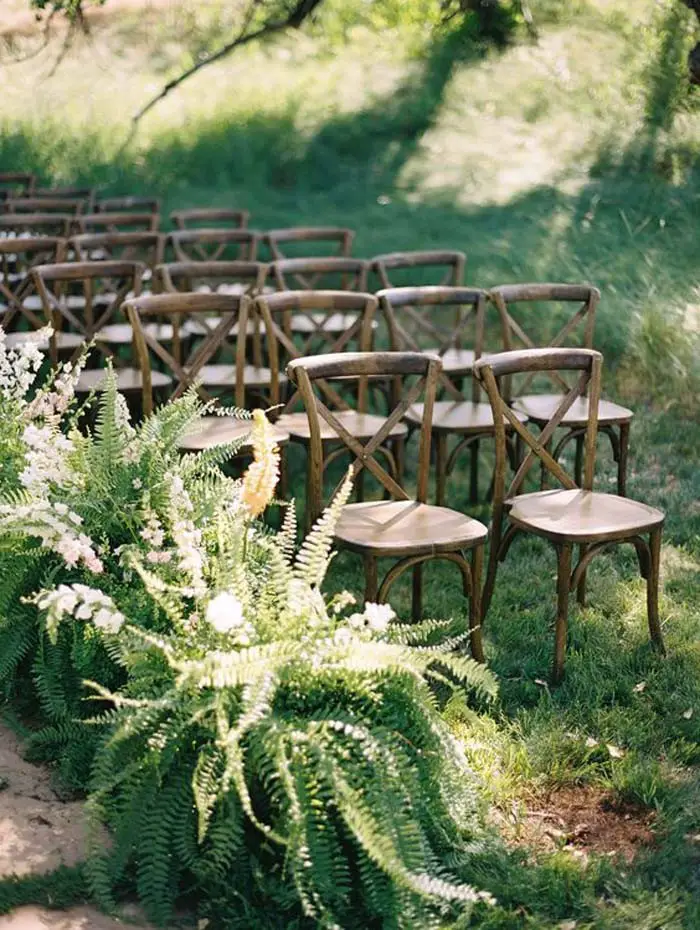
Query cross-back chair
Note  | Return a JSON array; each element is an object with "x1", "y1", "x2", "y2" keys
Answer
[
  {"x1": 474, "y1": 347, "x2": 665, "y2": 684},
  {"x1": 125, "y1": 291, "x2": 289, "y2": 457},
  {"x1": 0, "y1": 236, "x2": 66, "y2": 342},
  {"x1": 74, "y1": 212, "x2": 160, "y2": 234},
  {"x1": 4, "y1": 197, "x2": 86, "y2": 216},
  {"x1": 379, "y1": 286, "x2": 522, "y2": 505},
  {"x1": 168, "y1": 228, "x2": 259, "y2": 263},
  {"x1": 32, "y1": 261, "x2": 147, "y2": 391},
  {"x1": 372, "y1": 249, "x2": 465, "y2": 290},
  {"x1": 0, "y1": 173, "x2": 34, "y2": 201},
  {"x1": 170, "y1": 208, "x2": 249, "y2": 230},
  {"x1": 265, "y1": 227, "x2": 354, "y2": 264},
  {"x1": 33, "y1": 187, "x2": 97, "y2": 212},
  {"x1": 97, "y1": 196, "x2": 160, "y2": 215},
  {"x1": 255, "y1": 290, "x2": 405, "y2": 513},
  {"x1": 288, "y1": 351, "x2": 488, "y2": 652},
  {"x1": 0, "y1": 214, "x2": 72, "y2": 238},
  {"x1": 489, "y1": 284, "x2": 633, "y2": 496},
  {"x1": 270, "y1": 257, "x2": 371, "y2": 337}
]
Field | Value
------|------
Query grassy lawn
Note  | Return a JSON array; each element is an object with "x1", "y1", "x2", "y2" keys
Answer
[{"x1": 1, "y1": 0, "x2": 699, "y2": 926}]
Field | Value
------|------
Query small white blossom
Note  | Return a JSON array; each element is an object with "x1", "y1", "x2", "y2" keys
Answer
[{"x1": 206, "y1": 592, "x2": 244, "y2": 634}]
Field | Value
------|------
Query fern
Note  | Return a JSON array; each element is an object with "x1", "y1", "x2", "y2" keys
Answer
[{"x1": 294, "y1": 471, "x2": 352, "y2": 588}]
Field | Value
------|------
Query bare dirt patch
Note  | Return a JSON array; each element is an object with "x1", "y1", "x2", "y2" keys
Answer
[{"x1": 501, "y1": 785, "x2": 657, "y2": 863}]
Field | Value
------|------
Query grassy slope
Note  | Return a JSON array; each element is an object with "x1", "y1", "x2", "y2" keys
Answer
[{"x1": 1, "y1": 1, "x2": 700, "y2": 927}]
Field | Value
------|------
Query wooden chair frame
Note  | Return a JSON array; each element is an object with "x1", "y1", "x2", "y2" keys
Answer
[
  {"x1": 97, "y1": 196, "x2": 160, "y2": 215},
  {"x1": 0, "y1": 214, "x2": 73, "y2": 238},
  {"x1": 372, "y1": 249, "x2": 465, "y2": 290},
  {"x1": 288, "y1": 351, "x2": 487, "y2": 656},
  {"x1": 0, "y1": 173, "x2": 35, "y2": 200},
  {"x1": 0, "y1": 236, "x2": 66, "y2": 333},
  {"x1": 74, "y1": 212, "x2": 160, "y2": 234},
  {"x1": 32, "y1": 260, "x2": 144, "y2": 366},
  {"x1": 265, "y1": 227, "x2": 354, "y2": 263},
  {"x1": 125, "y1": 291, "x2": 252, "y2": 415},
  {"x1": 170, "y1": 208, "x2": 249, "y2": 230},
  {"x1": 169, "y1": 228, "x2": 259, "y2": 263},
  {"x1": 33, "y1": 187, "x2": 96, "y2": 211},
  {"x1": 271, "y1": 256, "x2": 369, "y2": 292},
  {"x1": 4, "y1": 197, "x2": 86, "y2": 215},
  {"x1": 474, "y1": 347, "x2": 665, "y2": 683},
  {"x1": 69, "y1": 231, "x2": 165, "y2": 269}
]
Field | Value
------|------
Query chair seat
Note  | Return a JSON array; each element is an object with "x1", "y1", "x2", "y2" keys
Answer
[
  {"x1": 289, "y1": 312, "x2": 378, "y2": 334},
  {"x1": 186, "y1": 364, "x2": 283, "y2": 388},
  {"x1": 4, "y1": 330, "x2": 84, "y2": 350},
  {"x1": 278, "y1": 410, "x2": 408, "y2": 443},
  {"x1": 512, "y1": 394, "x2": 633, "y2": 427},
  {"x1": 427, "y1": 347, "x2": 475, "y2": 374},
  {"x1": 96, "y1": 322, "x2": 175, "y2": 344},
  {"x1": 405, "y1": 400, "x2": 528, "y2": 433},
  {"x1": 507, "y1": 488, "x2": 664, "y2": 543},
  {"x1": 76, "y1": 367, "x2": 172, "y2": 393},
  {"x1": 179, "y1": 415, "x2": 290, "y2": 452},
  {"x1": 335, "y1": 499, "x2": 488, "y2": 556}
]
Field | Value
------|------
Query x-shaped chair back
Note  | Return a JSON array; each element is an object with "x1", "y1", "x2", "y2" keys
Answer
[
  {"x1": 0, "y1": 214, "x2": 72, "y2": 238},
  {"x1": 0, "y1": 236, "x2": 66, "y2": 332},
  {"x1": 157, "y1": 260, "x2": 268, "y2": 296},
  {"x1": 33, "y1": 186, "x2": 96, "y2": 211},
  {"x1": 125, "y1": 291, "x2": 255, "y2": 415},
  {"x1": 378, "y1": 285, "x2": 487, "y2": 399},
  {"x1": 489, "y1": 284, "x2": 600, "y2": 396},
  {"x1": 169, "y1": 228, "x2": 259, "y2": 263},
  {"x1": 372, "y1": 250, "x2": 465, "y2": 290},
  {"x1": 170, "y1": 208, "x2": 250, "y2": 230},
  {"x1": 69, "y1": 232, "x2": 165, "y2": 273},
  {"x1": 4, "y1": 197, "x2": 86, "y2": 216},
  {"x1": 265, "y1": 227, "x2": 354, "y2": 265},
  {"x1": 97, "y1": 196, "x2": 160, "y2": 215},
  {"x1": 288, "y1": 351, "x2": 441, "y2": 524},
  {"x1": 271, "y1": 256, "x2": 369, "y2": 293},
  {"x1": 32, "y1": 260, "x2": 144, "y2": 366},
  {"x1": 254, "y1": 290, "x2": 377, "y2": 415},
  {"x1": 75, "y1": 212, "x2": 160, "y2": 234},
  {"x1": 474, "y1": 347, "x2": 602, "y2": 502},
  {"x1": 0, "y1": 173, "x2": 34, "y2": 200}
]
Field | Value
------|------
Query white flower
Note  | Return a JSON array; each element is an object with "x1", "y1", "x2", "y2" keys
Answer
[
  {"x1": 75, "y1": 603, "x2": 93, "y2": 620},
  {"x1": 92, "y1": 608, "x2": 124, "y2": 634},
  {"x1": 332, "y1": 591, "x2": 356, "y2": 615},
  {"x1": 363, "y1": 602, "x2": 395, "y2": 632},
  {"x1": 206, "y1": 592, "x2": 245, "y2": 634},
  {"x1": 132, "y1": 478, "x2": 143, "y2": 490}
]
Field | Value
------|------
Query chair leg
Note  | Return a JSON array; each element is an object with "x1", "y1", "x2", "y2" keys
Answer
[
  {"x1": 576, "y1": 543, "x2": 588, "y2": 606},
  {"x1": 394, "y1": 435, "x2": 405, "y2": 488},
  {"x1": 364, "y1": 554, "x2": 378, "y2": 602},
  {"x1": 552, "y1": 543, "x2": 573, "y2": 685},
  {"x1": 435, "y1": 432, "x2": 448, "y2": 507},
  {"x1": 469, "y1": 438, "x2": 480, "y2": 504},
  {"x1": 574, "y1": 433, "x2": 584, "y2": 487},
  {"x1": 469, "y1": 545, "x2": 485, "y2": 663},
  {"x1": 618, "y1": 421, "x2": 630, "y2": 497},
  {"x1": 646, "y1": 527, "x2": 666, "y2": 654},
  {"x1": 412, "y1": 564, "x2": 423, "y2": 621}
]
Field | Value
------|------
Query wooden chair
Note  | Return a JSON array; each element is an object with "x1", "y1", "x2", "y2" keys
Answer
[
  {"x1": 489, "y1": 284, "x2": 633, "y2": 496},
  {"x1": 0, "y1": 213, "x2": 72, "y2": 238},
  {"x1": 32, "y1": 261, "x2": 152, "y2": 394},
  {"x1": 33, "y1": 186, "x2": 96, "y2": 212},
  {"x1": 168, "y1": 228, "x2": 259, "y2": 263},
  {"x1": 474, "y1": 347, "x2": 665, "y2": 684},
  {"x1": 125, "y1": 291, "x2": 289, "y2": 455},
  {"x1": 0, "y1": 173, "x2": 35, "y2": 200},
  {"x1": 287, "y1": 351, "x2": 488, "y2": 653},
  {"x1": 270, "y1": 257, "x2": 371, "y2": 337},
  {"x1": 379, "y1": 285, "x2": 523, "y2": 505},
  {"x1": 0, "y1": 236, "x2": 66, "y2": 343},
  {"x1": 170, "y1": 207, "x2": 249, "y2": 230},
  {"x1": 74, "y1": 212, "x2": 160, "y2": 234},
  {"x1": 4, "y1": 197, "x2": 86, "y2": 216},
  {"x1": 97, "y1": 196, "x2": 160, "y2": 215},
  {"x1": 265, "y1": 227, "x2": 354, "y2": 263},
  {"x1": 255, "y1": 291, "x2": 405, "y2": 514},
  {"x1": 372, "y1": 250, "x2": 465, "y2": 290}
]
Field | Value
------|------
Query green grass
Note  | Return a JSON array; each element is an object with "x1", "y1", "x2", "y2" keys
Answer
[{"x1": 1, "y1": 0, "x2": 700, "y2": 926}]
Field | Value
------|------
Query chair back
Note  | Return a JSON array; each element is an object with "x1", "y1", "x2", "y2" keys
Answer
[
  {"x1": 265, "y1": 226, "x2": 354, "y2": 263},
  {"x1": 0, "y1": 173, "x2": 34, "y2": 200},
  {"x1": 168, "y1": 228, "x2": 258, "y2": 262},
  {"x1": 97, "y1": 196, "x2": 160, "y2": 215},
  {"x1": 372, "y1": 250, "x2": 465, "y2": 289},
  {"x1": 254, "y1": 290, "x2": 377, "y2": 415},
  {"x1": 287, "y1": 351, "x2": 441, "y2": 523},
  {"x1": 4, "y1": 197, "x2": 86, "y2": 215},
  {"x1": 69, "y1": 232, "x2": 165, "y2": 274},
  {"x1": 156, "y1": 260, "x2": 267, "y2": 296},
  {"x1": 75, "y1": 212, "x2": 160, "y2": 233},
  {"x1": 488, "y1": 283, "x2": 600, "y2": 396},
  {"x1": 32, "y1": 260, "x2": 144, "y2": 365},
  {"x1": 125, "y1": 291, "x2": 254, "y2": 415},
  {"x1": 0, "y1": 213, "x2": 73, "y2": 238},
  {"x1": 0, "y1": 236, "x2": 66, "y2": 332},
  {"x1": 33, "y1": 187, "x2": 96, "y2": 211},
  {"x1": 270, "y1": 256, "x2": 369, "y2": 292},
  {"x1": 473, "y1": 348, "x2": 602, "y2": 507},
  {"x1": 170, "y1": 208, "x2": 249, "y2": 230}
]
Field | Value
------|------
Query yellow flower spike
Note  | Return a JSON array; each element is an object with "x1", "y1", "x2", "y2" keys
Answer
[{"x1": 241, "y1": 409, "x2": 280, "y2": 518}]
